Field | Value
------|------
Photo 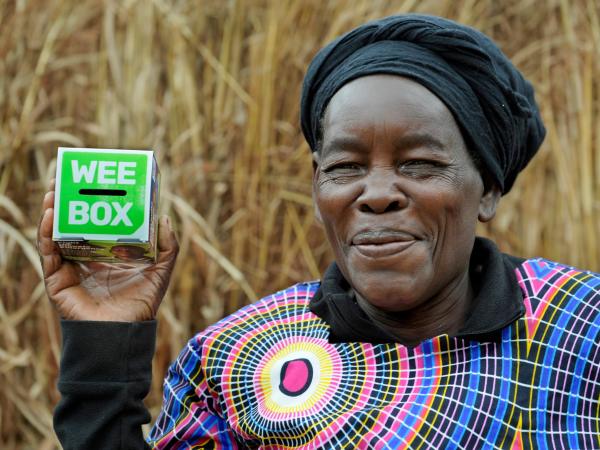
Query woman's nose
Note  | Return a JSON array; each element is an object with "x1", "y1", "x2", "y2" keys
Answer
[{"x1": 357, "y1": 171, "x2": 408, "y2": 214}]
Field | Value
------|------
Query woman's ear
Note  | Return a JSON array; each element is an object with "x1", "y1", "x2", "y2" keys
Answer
[
  {"x1": 312, "y1": 152, "x2": 323, "y2": 225},
  {"x1": 478, "y1": 182, "x2": 501, "y2": 222}
]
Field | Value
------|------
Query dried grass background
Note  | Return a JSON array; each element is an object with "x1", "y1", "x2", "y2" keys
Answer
[{"x1": 0, "y1": 0, "x2": 598, "y2": 448}]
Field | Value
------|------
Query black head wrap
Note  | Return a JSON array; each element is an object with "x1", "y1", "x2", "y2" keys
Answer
[{"x1": 300, "y1": 14, "x2": 546, "y2": 194}]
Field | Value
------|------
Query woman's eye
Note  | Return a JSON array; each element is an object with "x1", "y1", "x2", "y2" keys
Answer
[
  {"x1": 398, "y1": 160, "x2": 445, "y2": 177},
  {"x1": 321, "y1": 162, "x2": 363, "y2": 183},
  {"x1": 401, "y1": 160, "x2": 434, "y2": 167},
  {"x1": 324, "y1": 162, "x2": 361, "y2": 173}
]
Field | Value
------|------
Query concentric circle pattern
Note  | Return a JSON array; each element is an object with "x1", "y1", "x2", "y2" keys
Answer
[{"x1": 150, "y1": 260, "x2": 600, "y2": 449}]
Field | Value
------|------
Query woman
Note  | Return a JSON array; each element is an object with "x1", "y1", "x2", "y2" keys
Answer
[{"x1": 38, "y1": 15, "x2": 599, "y2": 449}]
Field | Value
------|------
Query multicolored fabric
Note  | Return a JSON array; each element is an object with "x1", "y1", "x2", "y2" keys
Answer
[{"x1": 148, "y1": 258, "x2": 600, "y2": 449}]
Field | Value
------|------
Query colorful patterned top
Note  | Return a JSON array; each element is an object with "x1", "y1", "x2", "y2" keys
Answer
[{"x1": 147, "y1": 243, "x2": 600, "y2": 449}]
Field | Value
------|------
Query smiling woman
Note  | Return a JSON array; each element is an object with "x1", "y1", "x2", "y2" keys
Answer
[
  {"x1": 41, "y1": 13, "x2": 600, "y2": 450},
  {"x1": 313, "y1": 76, "x2": 496, "y2": 340}
]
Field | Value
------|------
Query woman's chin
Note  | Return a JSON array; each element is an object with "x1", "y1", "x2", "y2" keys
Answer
[
  {"x1": 353, "y1": 281, "x2": 427, "y2": 313},
  {"x1": 345, "y1": 261, "x2": 432, "y2": 311}
]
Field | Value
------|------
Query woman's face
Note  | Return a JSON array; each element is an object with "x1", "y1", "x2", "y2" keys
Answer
[{"x1": 312, "y1": 75, "x2": 499, "y2": 312}]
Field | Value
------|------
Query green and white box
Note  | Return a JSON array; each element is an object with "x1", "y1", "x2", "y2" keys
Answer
[{"x1": 53, "y1": 147, "x2": 160, "y2": 262}]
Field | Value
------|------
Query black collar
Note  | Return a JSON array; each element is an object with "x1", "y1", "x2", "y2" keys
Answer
[{"x1": 309, "y1": 237, "x2": 525, "y2": 344}]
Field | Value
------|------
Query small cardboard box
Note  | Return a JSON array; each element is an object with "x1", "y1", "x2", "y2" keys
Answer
[{"x1": 53, "y1": 147, "x2": 160, "y2": 262}]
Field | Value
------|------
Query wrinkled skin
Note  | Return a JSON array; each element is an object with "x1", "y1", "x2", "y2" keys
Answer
[
  {"x1": 37, "y1": 180, "x2": 179, "y2": 322},
  {"x1": 313, "y1": 75, "x2": 501, "y2": 345}
]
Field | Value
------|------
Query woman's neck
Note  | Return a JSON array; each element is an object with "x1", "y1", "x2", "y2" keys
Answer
[{"x1": 354, "y1": 269, "x2": 474, "y2": 347}]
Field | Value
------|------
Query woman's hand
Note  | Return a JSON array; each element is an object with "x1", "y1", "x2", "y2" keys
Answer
[{"x1": 37, "y1": 180, "x2": 179, "y2": 322}]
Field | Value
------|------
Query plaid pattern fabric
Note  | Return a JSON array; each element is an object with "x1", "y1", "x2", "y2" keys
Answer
[{"x1": 148, "y1": 259, "x2": 600, "y2": 449}]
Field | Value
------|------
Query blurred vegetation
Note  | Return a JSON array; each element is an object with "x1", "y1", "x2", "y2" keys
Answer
[{"x1": 0, "y1": 0, "x2": 598, "y2": 448}]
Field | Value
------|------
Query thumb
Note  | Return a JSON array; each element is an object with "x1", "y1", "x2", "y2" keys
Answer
[
  {"x1": 145, "y1": 215, "x2": 179, "y2": 309},
  {"x1": 156, "y1": 215, "x2": 179, "y2": 266}
]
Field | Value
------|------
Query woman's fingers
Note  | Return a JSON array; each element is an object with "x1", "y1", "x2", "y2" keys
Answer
[
  {"x1": 41, "y1": 190, "x2": 55, "y2": 212},
  {"x1": 38, "y1": 180, "x2": 67, "y2": 296},
  {"x1": 38, "y1": 207, "x2": 62, "y2": 278},
  {"x1": 38, "y1": 184, "x2": 56, "y2": 272}
]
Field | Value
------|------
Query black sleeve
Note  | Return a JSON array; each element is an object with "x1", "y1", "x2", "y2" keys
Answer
[{"x1": 54, "y1": 320, "x2": 157, "y2": 450}]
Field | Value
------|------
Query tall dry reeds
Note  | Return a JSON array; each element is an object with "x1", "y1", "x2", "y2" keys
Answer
[{"x1": 0, "y1": 0, "x2": 598, "y2": 448}]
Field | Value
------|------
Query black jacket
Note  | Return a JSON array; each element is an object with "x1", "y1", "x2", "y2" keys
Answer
[{"x1": 55, "y1": 320, "x2": 156, "y2": 449}]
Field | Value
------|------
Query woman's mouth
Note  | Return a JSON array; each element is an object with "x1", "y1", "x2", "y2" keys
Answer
[{"x1": 351, "y1": 230, "x2": 418, "y2": 258}]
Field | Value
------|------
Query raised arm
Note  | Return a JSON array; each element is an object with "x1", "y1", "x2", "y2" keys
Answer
[{"x1": 38, "y1": 180, "x2": 178, "y2": 449}]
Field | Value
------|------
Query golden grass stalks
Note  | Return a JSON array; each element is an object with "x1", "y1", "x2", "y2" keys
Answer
[{"x1": 0, "y1": 0, "x2": 598, "y2": 447}]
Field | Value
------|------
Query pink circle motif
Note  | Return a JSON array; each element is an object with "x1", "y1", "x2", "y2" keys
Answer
[
  {"x1": 253, "y1": 336, "x2": 343, "y2": 421},
  {"x1": 280, "y1": 358, "x2": 313, "y2": 396}
]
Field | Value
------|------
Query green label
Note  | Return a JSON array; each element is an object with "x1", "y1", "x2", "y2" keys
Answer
[{"x1": 58, "y1": 151, "x2": 148, "y2": 235}]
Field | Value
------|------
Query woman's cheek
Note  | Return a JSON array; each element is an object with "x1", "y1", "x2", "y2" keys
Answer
[{"x1": 316, "y1": 183, "x2": 358, "y2": 215}]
